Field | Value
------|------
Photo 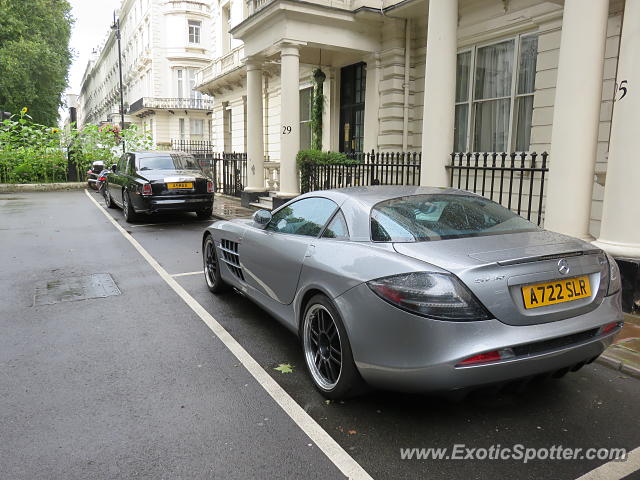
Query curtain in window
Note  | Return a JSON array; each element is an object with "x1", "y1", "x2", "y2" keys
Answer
[
  {"x1": 473, "y1": 40, "x2": 514, "y2": 151},
  {"x1": 474, "y1": 98, "x2": 510, "y2": 152},
  {"x1": 515, "y1": 36, "x2": 538, "y2": 151},
  {"x1": 454, "y1": 52, "x2": 471, "y2": 152}
]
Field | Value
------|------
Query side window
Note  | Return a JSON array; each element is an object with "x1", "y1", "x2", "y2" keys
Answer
[
  {"x1": 127, "y1": 154, "x2": 135, "y2": 174},
  {"x1": 117, "y1": 155, "x2": 127, "y2": 172},
  {"x1": 321, "y1": 210, "x2": 349, "y2": 240},
  {"x1": 267, "y1": 198, "x2": 337, "y2": 237}
]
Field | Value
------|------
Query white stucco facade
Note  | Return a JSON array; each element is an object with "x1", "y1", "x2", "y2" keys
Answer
[{"x1": 78, "y1": 0, "x2": 216, "y2": 147}]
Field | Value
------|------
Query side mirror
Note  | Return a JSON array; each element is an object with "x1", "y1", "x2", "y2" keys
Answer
[
  {"x1": 252, "y1": 209, "x2": 272, "y2": 229},
  {"x1": 111, "y1": 164, "x2": 118, "y2": 172}
]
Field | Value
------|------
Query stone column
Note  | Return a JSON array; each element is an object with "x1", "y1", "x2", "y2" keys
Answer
[
  {"x1": 242, "y1": 58, "x2": 266, "y2": 207},
  {"x1": 543, "y1": 0, "x2": 609, "y2": 239},
  {"x1": 277, "y1": 43, "x2": 301, "y2": 199},
  {"x1": 594, "y1": 0, "x2": 640, "y2": 258},
  {"x1": 420, "y1": 0, "x2": 458, "y2": 187}
]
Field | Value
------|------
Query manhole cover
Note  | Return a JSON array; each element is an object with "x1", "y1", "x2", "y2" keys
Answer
[{"x1": 33, "y1": 273, "x2": 121, "y2": 306}]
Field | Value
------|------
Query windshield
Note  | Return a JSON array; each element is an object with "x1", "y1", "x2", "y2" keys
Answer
[
  {"x1": 137, "y1": 154, "x2": 201, "y2": 171},
  {"x1": 371, "y1": 194, "x2": 539, "y2": 242}
]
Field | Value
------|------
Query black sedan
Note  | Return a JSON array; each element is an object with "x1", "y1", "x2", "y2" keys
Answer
[{"x1": 103, "y1": 151, "x2": 214, "y2": 222}]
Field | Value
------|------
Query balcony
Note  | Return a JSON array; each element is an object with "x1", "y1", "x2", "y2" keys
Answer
[
  {"x1": 164, "y1": 0, "x2": 211, "y2": 14},
  {"x1": 246, "y1": 0, "x2": 353, "y2": 16},
  {"x1": 128, "y1": 97, "x2": 214, "y2": 116},
  {"x1": 197, "y1": 46, "x2": 244, "y2": 89}
]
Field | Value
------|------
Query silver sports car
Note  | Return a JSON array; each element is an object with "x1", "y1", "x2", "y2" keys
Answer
[{"x1": 202, "y1": 186, "x2": 623, "y2": 399}]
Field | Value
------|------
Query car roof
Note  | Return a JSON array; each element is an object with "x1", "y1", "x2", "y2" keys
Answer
[
  {"x1": 295, "y1": 186, "x2": 478, "y2": 242},
  {"x1": 301, "y1": 185, "x2": 473, "y2": 208},
  {"x1": 128, "y1": 151, "x2": 195, "y2": 157}
]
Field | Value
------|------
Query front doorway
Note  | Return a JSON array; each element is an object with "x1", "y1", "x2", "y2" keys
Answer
[{"x1": 339, "y1": 62, "x2": 366, "y2": 153}]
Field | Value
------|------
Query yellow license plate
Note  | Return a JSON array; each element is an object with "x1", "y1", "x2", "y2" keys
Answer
[
  {"x1": 167, "y1": 182, "x2": 193, "y2": 189},
  {"x1": 522, "y1": 276, "x2": 591, "y2": 309}
]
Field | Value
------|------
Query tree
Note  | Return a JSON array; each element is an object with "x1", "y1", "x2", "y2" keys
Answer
[{"x1": 0, "y1": 0, "x2": 73, "y2": 126}]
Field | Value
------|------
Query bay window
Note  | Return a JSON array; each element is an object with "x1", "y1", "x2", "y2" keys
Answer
[{"x1": 454, "y1": 34, "x2": 538, "y2": 153}]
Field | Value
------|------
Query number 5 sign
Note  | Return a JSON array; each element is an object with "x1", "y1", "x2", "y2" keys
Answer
[{"x1": 615, "y1": 80, "x2": 628, "y2": 101}]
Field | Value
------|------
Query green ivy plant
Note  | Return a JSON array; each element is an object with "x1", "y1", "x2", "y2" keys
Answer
[{"x1": 310, "y1": 68, "x2": 326, "y2": 151}]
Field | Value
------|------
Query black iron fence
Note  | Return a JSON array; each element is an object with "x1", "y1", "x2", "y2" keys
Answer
[
  {"x1": 447, "y1": 152, "x2": 549, "y2": 225},
  {"x1": 300, "y1": 150, "x2": 421, "y2": 193},
  {"x1": 170, "y1": 140, "x2": 246, "y2": 198}
]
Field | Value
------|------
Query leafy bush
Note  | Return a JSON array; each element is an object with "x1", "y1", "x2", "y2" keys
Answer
[
  {"x1": 296, "y1": 149, "x2": 361, "y2": 193},
  {"x1": 0, "y1": 108, "x2": 153, "y2": 183}
]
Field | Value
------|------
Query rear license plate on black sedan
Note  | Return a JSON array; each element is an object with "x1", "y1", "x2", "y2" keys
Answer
[
  {"x1": 521, "y1": 276, "x2": 591, "y2": 309},
  {"x1": 167, "y1": 182, "x2": 193, "y2": 189}
]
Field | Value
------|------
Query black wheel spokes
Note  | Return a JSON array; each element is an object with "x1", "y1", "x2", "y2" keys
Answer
[
  {"x1": 308, "y1": 306, "x2": 342, "y2": 386},
  {"x1": 205, "y1": 242, "x2": 217, "y2": 280}
]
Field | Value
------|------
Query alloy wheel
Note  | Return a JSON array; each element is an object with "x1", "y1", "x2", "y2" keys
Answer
[
  {"x1": 123, "y1": 192, "x2": 129, "y2": 217},
  {"x1": 103, "y1": 189, "x2": 111, "y2": 207},
  {"x1": 303, "y1": 304, "x2": 343, "y2": 390},
  {"x1": 204, "y1": 238, "x2": 218, "y2": 288}
]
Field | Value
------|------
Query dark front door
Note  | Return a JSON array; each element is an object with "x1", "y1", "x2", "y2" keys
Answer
[{"x1": 339, "y1": 62, "x2": 366, "y2": 153}]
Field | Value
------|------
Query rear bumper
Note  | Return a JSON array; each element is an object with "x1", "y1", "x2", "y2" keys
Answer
[
  {"x1": 334, "y1": 284, "x2": 623, "y2": 392},
  {"x1": 135, "y1": 194, "x2": 214, "y2": 214}
]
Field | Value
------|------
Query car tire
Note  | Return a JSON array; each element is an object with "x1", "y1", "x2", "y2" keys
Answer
[
  {"x1": 122, "y1": 190, "x2": 138, "y2": 222},
  {"x1": 301, "y1": 294, "x2": 366, "y2": 400},
  {"x1": 103, "y1": 187, "x2": 115, "y2": 208},
  {"x1": 197, "y1": 207, "x2": 213, "y2": 219},
  {"x1": 203, "y1": 234, "x2": 229, "y2": 294}
]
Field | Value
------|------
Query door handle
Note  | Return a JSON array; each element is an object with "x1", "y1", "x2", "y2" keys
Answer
[{"x1": 305, "y1": 245, "x2": 316, "y2": 257}]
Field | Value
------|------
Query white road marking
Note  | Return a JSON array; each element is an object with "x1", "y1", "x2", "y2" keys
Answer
[
  {"x1": 85, "y1": 189, "x2": 371, "y2": 480},
  {"x1": 171, "y1": 271, "x2": 204, "y2": 278},
  {"x1": 576, "y1": 447, "x2": 640, "y2": 480}
]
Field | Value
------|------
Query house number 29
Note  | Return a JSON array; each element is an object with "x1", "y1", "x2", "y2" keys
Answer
[{"x1": 282, "y1": 125, "x2": 292, "y2": 134}]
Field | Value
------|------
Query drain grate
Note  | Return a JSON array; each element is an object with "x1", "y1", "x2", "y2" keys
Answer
[{"x1": 33, "y1": 273, "x2": 121, "y2": 306}]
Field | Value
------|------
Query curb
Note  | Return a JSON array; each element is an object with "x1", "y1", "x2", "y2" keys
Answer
[
  {"x1": 0, "y1": 183, "x2": 86, "y2": 193},
  {"x1": 596, "y1": 353, "x2": 640, "y2": 379}
]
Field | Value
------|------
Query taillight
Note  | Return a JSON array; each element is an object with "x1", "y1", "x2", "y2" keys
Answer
[
  {"x1": 457, "y1": 348, "x2": 515, "y2": 366},
  {"x1": 87, "y1": 170, "x2": 92, "y2": 174},
  {"x1": 367, "y1": 272, "x2": 491, "y2": 321},
  {"x1": 142, "y1": 183, "x2": 153, "y2": 196},
  {"x1": 98, "y1": 176, "x2": 106, "y2": 181},
  {"x1": 599, "y1": 322, "x2": 621, "y2": 336},
  {"x1": 207, "y1": 180, "x2": 214, "y2": 193}
]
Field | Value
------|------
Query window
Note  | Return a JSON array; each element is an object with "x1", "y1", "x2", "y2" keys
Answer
[
  {"x1": 370, "y1": 194, "x2": 538, "y2": 243},
  {"x1": 137, "y1": 153, "x2": 200, "y2": 171},
  {"x1": 188, "y1": 68, "x2": 202, "y2": 101},
  {"x1": 176, "y1": 69, "x2": 184, "y2": 98},
  {"x1": 454, "y1": 35, "x2": 538, "y2": 153},
  {"x1": 300, "y1": 87, "x2": 313, "y2": 150},
  {"x1": 322, "y1": 211, "x2": 349, "y2": 240},
  {"x1": 179, "y1": 118, "x2": 185, "y2": 140},
  {"x1": 188, "y1": 20, "x2": 201, "y2": 44},
  {"x1": 223, "y1": 106, "x2": 232, "y2": 151},
  {"x1": 267, "y1": 198, "x2": 338, "y2": 237},
  {"x1": 191, "y1": 119, "x2": 204, "y2": 139}
]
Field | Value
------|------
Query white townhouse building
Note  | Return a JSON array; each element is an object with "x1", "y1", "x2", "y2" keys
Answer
[
  {"x1": 196, "y1": 0, "x2": 639, "y2": 310},
  {"x1": 78, "y1": 0, "x2": 216, "y2": 147}
]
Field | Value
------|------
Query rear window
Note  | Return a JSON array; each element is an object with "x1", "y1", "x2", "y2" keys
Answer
[
  {"x1": 137, "y1": 153, "x2": 200, "y2": 171},
  {"x1": 370, "y1": 194, "x2": 538, "y2": 242}
]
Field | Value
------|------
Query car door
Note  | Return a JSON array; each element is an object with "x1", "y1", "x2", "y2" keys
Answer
[
  {"x1": 108, "y1": 154, "x2": 128, "y2": 206},
  {"x1": 240, "y1": 197, "x2": 338, "y2": 305}
]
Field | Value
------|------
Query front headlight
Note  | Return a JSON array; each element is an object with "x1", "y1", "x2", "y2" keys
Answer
[
  {"x1": 367, "y1": 272, "x2": 492, "y2": 321},
  {"x1": 606, "y1": 253, "x2": 621, "y2": 296}
]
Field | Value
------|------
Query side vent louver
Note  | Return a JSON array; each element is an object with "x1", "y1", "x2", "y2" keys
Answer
[{"x1": 220, "y1": 239, "x2": 244, "y2": 281}]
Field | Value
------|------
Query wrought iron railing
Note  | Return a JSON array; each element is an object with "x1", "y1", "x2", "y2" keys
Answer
[
  {"x1": 300, "y1": 151, "x2": 421, "y2": 194},
  {"x1": 128, "y1": 97, "x2": 214, "y2": 114},
  {"x1": 171, "y1": 139, "x2": 246, "y2": 198},
  {"x1": 447, "y1": 152, "x2": 549, "y2": 226}
]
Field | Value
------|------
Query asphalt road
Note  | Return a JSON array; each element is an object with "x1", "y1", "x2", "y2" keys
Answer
[{"x1": 1, "y1": 190, "x2": 639, "y2": 480}]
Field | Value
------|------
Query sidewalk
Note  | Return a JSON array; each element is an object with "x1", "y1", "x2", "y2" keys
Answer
[
  {"x1": 210, "y1": 193, "x2": 640, "y2": 379},
  {"x1": 600, "y1": 313, "x2": 640, "y2": 378},
  {"x1": 212, "y1": 193, "x2": 256, "y2": 220}
]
